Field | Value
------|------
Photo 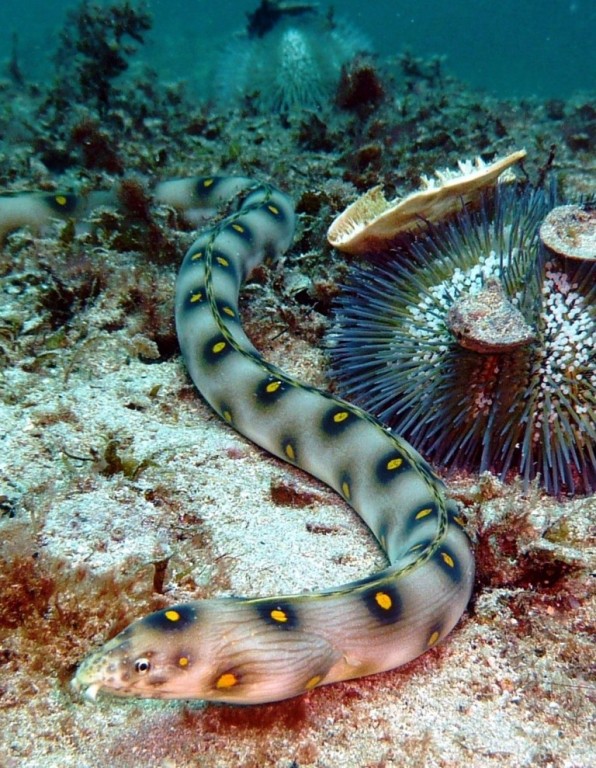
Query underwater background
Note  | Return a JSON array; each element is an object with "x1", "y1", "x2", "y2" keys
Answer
[
  {"x1": 2, "y1": 0, "x2": 596, "y2": 98},
  {"x1": 0, "y1": 1, "x2": 594, "y2": 767}
]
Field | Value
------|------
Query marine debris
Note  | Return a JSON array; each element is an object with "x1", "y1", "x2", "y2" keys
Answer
[{"x1": 247, "y1": 0, "x2": 318, "y2": 38}]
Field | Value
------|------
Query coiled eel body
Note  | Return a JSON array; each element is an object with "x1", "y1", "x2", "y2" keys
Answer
[{"x1": 1, "y1": 177, "x2": 474, "y2": 704}]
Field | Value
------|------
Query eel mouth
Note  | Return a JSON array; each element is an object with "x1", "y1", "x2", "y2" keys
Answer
[{"x1": 70, "y1": 676, "x2": 101, "y2": 702}]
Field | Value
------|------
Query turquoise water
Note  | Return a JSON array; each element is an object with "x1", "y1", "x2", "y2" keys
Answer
[{"x1": 2, "y1": 0, "x2": 595, "y2": 98}]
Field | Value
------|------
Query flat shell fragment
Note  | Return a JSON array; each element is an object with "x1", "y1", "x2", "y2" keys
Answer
[
  {"x1": 327, "y1": 149, "x2": 527, "y2": 254},
  {"x1": 446, "y1": 278, "x2": 536, "y2": 353}
]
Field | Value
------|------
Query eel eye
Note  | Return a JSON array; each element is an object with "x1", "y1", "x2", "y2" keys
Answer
[{"x1": 134, "y1": 658, "x2": 151, "y2": 674}]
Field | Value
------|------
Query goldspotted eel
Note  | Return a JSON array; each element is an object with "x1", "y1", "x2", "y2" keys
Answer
[{"x1": 0, "y1": 177, "x2": 474, "y2": 704}]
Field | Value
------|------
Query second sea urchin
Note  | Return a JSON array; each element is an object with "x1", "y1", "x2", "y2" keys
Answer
[
  {"x1": 327, "y1": 184, "x2": 596, "y2": 495},
  {"x1": 213, "y1": 11, "x2": 371, "y2": 114}
]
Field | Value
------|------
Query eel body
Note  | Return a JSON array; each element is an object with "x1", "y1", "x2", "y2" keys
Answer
[{"x1": 0, "y1": 177, "x2": 474, "y2": 704}]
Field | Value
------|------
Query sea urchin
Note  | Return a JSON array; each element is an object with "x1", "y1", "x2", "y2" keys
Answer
[
  {"x1": 213, "y1": 12, "x2": 371, "y2": 114},
  {"x1": 327, "y1": 184, "x2": 595, "y2": 496}
]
